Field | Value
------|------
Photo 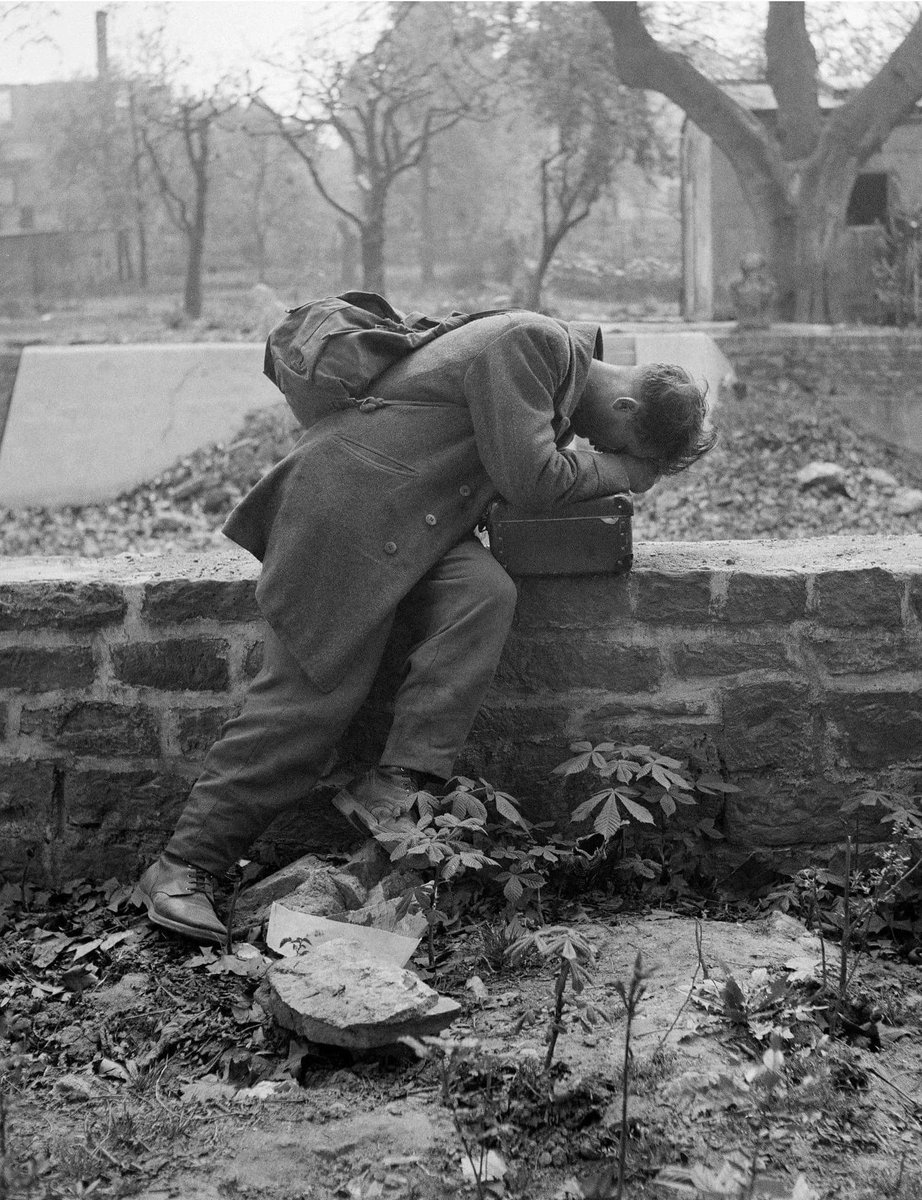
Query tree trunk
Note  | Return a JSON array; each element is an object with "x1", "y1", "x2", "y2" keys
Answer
[
  {"x1": 592, "y1": 1, "x2": 922, "y2": 325},
  {"x1": 749, "y1": 158, "x2": 856, "y2": 322},
  {"x1": 338, "y1": 220, "x2": 360, "y2": 289},
  {"x1": 184, "y1": 231, "x2": 204, "y2": 319},
  {"x1": 525, "y1": 250, "x2": 554, "y2": 311},
  {"x1": 361, "y1": 189, "x2": 387, "y2": 293},
  {"x1": 184, "y1": 134, "x2": 209, "y2": 319},
  {"x1": 136, "y1": 212, "x2": 149, "y2": 290},
  {"x1": 418, "y1": 150, "x2": 435, "y2": 287}
]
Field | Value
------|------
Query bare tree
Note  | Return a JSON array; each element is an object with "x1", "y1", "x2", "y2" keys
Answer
[
  {"x1": 505, "y1": 4, "x2": 663, "y2": 310},
  {"x1": 138, "y1": 89, "x2": 234, "y2": 318},
  {"x1": 255, "y1": 2, "x2": 494, "y2": 293},
  {"x1": 593, "y1": 1, "x2": 922, "y2": 321}
]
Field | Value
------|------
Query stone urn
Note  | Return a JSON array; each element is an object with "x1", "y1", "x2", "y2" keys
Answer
[{"x1": 730, "y1": 252, "x2": 777, "y2": 330}]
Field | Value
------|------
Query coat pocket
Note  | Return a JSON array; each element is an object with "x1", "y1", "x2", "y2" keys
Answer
[{"x1": 331, "y1": 433, "x2": 418, "y2": 478}]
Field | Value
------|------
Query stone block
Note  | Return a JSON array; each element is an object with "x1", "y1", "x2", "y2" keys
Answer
[
  {"x1": 0, "y1": 646, "x2": 95, "y2": 692},
  {"x1": 0, "y1": 758, "x2": 55, "y2": 818},
  {"x1": 175, "y1": 706, "x2": 237, "y2": 756},
  {"x1": 513, "y1": 576, "x2": 631, "y2": 630},
  {"x1": 21, "y1": 702, "x2": 159, "y2": 757},
  {"x1": 0, "y1": 759, "x2": 56, "y2": 875},
  {"x1": 235, "y1": 853, "x2": 365, "y2": 930},
  {"x1": 496, "y1": 636, "x2": 661, "y2": 693},
  {"x1": 723, "y1": 780, "x2": 848, "y2": 847},
  {"x1": 633, "y1": 571, "x2": 712, "y2": 624},
  {"x1": 722, "y1": 575, "x2": 807, "y2": 624},
  {"x1": 720, "y1": 681, "x2": 813, "y2": 771},
  {"x1": 0, "y1": 583, "x2": 126, "y2": 631},
  {"x1": 808, "y1": 634, "x2": 922, "y2": 676},
  {"x1": 811, "y1": 568, "x2": 902, "y2": 629},
  {"x1": 673, "y1": 639, "x2": 792, "y2": 677},
  {"x1": 587, "y1": 695, "x2": 712, "y2": 719},
  {"x1": 910, "y1": 576, "x2": 922, "y2": 625},
  {"x1": 827, "y1": 690, "x2": 922, "y2": 769},
  {"x1": 243, "y1": 640, "x2": 265, "y2": 678},
  {"x1": 60, "y1": 766, "x2": 188, "y2": 840},
  {"x1": 468, "y1": 699, "x2": 572, "y2": 744},
  {"x1": 142, "y1": 579, "x2": 258, "y2": 624},
  {"x1": 265, "y1": 942, "x2": 461, "y2": 1048},
  {"x1": 111, "y1": 638, "x2": 230, "y2": 691}
]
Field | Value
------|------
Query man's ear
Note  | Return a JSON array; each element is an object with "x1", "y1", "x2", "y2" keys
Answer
[{"x1": 612, "y1": 396, "x2": 641, "y2": 414}]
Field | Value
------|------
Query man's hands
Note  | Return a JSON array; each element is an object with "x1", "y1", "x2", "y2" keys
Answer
[
  {"x1": 597, "y1": 451, "x2": 661, "y2": 494},
  {"x1": 623, "y1": 456, "x2": 662, "y2": 493}
]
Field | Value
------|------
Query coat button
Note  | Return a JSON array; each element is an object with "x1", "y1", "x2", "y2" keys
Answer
[
  {"x1": 425, "y1": 513, "x2": 437, "y2": 526},
  {"x1": 459, "y1": 484, "x2": 471, "y2": 497},
  {"x1": 384, "y1": 541, "x2": 398, "y2": 555}
]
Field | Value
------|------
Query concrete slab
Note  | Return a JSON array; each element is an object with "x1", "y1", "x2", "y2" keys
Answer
[{"x1": 0, "y1": 343, "x2": 279, "y2": 507}]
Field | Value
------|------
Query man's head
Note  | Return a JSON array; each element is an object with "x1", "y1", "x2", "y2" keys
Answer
[{"x1": 571, "y1": 360, "x2": 717, "y2": 474}]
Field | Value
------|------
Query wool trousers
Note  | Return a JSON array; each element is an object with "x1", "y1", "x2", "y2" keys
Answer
[{"x1": 165, "y1": 536, "x2": 517, "y2": 876}]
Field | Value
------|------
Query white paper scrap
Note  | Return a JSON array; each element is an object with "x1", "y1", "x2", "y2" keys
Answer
[{"x1": 266, "y1": 903, "x2": 422, "y2": 967}]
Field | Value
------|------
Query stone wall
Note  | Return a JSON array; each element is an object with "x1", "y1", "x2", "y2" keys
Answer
[{"x1": 2, "y1": 537, "x2": 921, "y2": 886}]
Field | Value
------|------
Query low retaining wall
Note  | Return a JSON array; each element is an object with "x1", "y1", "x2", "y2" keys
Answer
[
  {"x1": 2, "y1": 537, "x2": 921, "y2": 885},
  {"x1": 716, "y1": 327, "x2": 922, "y2": 461}
]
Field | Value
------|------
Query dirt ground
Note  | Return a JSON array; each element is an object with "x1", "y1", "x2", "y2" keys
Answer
[{"x1": 3, "y1": 880, "x2": 921, "y2": 1200}]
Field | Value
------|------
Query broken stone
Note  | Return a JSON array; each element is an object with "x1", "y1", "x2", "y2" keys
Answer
[
  {"x1": 234, "y1": 854, "x2": 366, "y2": 929},
  {"x1": 795, "y1": 461, "x2": 849, "y2": 493},
  {"x1": 333, "y1": 898, "x2": 427, "y2": 940},
  {"x1": 892, "y1": 487, "x2": 922, "y2": 516},
  {"x1": 265, "y1": 940, "x2": 461, "y2": 1049}
]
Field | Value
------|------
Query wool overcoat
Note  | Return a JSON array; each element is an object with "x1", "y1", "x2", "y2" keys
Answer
[{"x1": 223, "y1": 311, "x2": 633, "y2": 693}]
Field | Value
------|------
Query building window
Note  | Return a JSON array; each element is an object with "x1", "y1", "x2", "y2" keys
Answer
[
  {"x1": 846, "y1": 173, "x2": 888, "y2": 227},
  {"x1": 19, "y1": 205, "x2": 34, "y2": 230},
  {"x1": 0, "y1": 176, "x2": 13, "y2": 206}
]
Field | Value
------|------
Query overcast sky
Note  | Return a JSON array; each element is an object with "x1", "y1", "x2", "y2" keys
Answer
[{"x1": 2, "y1": 1, "x2": 376, "y2": 90}]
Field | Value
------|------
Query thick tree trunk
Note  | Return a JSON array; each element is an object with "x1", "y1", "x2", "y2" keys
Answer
[
  {"x1": 418, "y1": 150, "x2": 435, "y2": 287},
  {"x1": 184, "y1": 149, "x2": 209, "y2": 319},
  {"x1": 338, "y1": 220, "x2": 360, "y2": 289},
  {"x1": 749, "y1": 157, "x2": 856, "y2": 322},
  {"x1": 592, "y1": 1, "x2": 922, "y2": 326},
  {"x1": 361, "y1": 190, "x2": 387, "y2": 293},
  {"x1": 184, "y1": 231, "x2": 204, "y2": 319}
]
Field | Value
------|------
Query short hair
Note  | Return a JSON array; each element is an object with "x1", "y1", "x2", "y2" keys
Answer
[{"x1": 634, "y1": 363, "x2": 717, "y2": 474}]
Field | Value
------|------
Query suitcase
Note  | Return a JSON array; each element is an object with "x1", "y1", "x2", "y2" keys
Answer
[{"x1": 485, "y1": 495, "x2": 633, "y2": 576}]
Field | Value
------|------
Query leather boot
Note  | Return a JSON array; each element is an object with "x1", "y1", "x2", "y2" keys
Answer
[
  {"x1": 133, "y1": 852, "x2": 225, "y2": 944},
  {"x1": 331, "y1": 766, "x2": 422, "y2": 839}
]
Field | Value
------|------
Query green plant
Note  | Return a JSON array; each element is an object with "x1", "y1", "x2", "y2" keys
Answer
[
  {"x1": 385, "y1": 799, "x2": 498, "y2": 971},
  {"x1": 506, "y1": 925, "x2": 607, "y2": 1071},
  {"x1": 767, "y1": 788, "x2": 922, "y2": 1038},
  {"x1": 555, "y1": 740, "x2": 737, "y2": 847},
  {"x1": 612, "y1": 951, "x2": 650, "y2": 1200},
  {"x1": 399, "y1": 1036, "x2": 502, "y2": 1200}
]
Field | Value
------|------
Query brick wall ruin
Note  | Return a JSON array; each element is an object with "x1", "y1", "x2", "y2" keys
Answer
[{"x1": 2, "y1": 537, "x2": 921, "y2": 886}]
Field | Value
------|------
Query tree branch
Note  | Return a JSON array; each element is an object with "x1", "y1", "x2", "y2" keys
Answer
[
  {"x1": 826, "y1": 12, "x2": 922, "y2": 164},
  {"x1": 765, "y1": 2, "x2": 821, "y2": 159},
  {"x1": 139, "y1": 123, "x2": 190, "y2": 234},
  {"x1": 593, "y1": 1, "x2": 790, "y2": 208}
]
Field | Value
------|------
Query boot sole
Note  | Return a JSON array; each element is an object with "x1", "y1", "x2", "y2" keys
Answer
[{"x1": 131, "y1": 886, "x2": 226, "y2": 945}]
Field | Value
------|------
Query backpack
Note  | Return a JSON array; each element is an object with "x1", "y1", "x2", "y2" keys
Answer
[{"x1": 263, "y1": 290, "x2": 503, "y2": 429}]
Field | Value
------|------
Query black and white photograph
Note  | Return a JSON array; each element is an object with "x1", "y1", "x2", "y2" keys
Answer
[{"x1": 0, "y1": 1, "x2": 921, "y2": 1196}]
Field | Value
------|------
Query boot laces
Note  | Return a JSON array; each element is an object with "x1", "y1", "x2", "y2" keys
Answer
[{"x1": 187, "y1": 865, "x2": 216, "y2": 896}]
